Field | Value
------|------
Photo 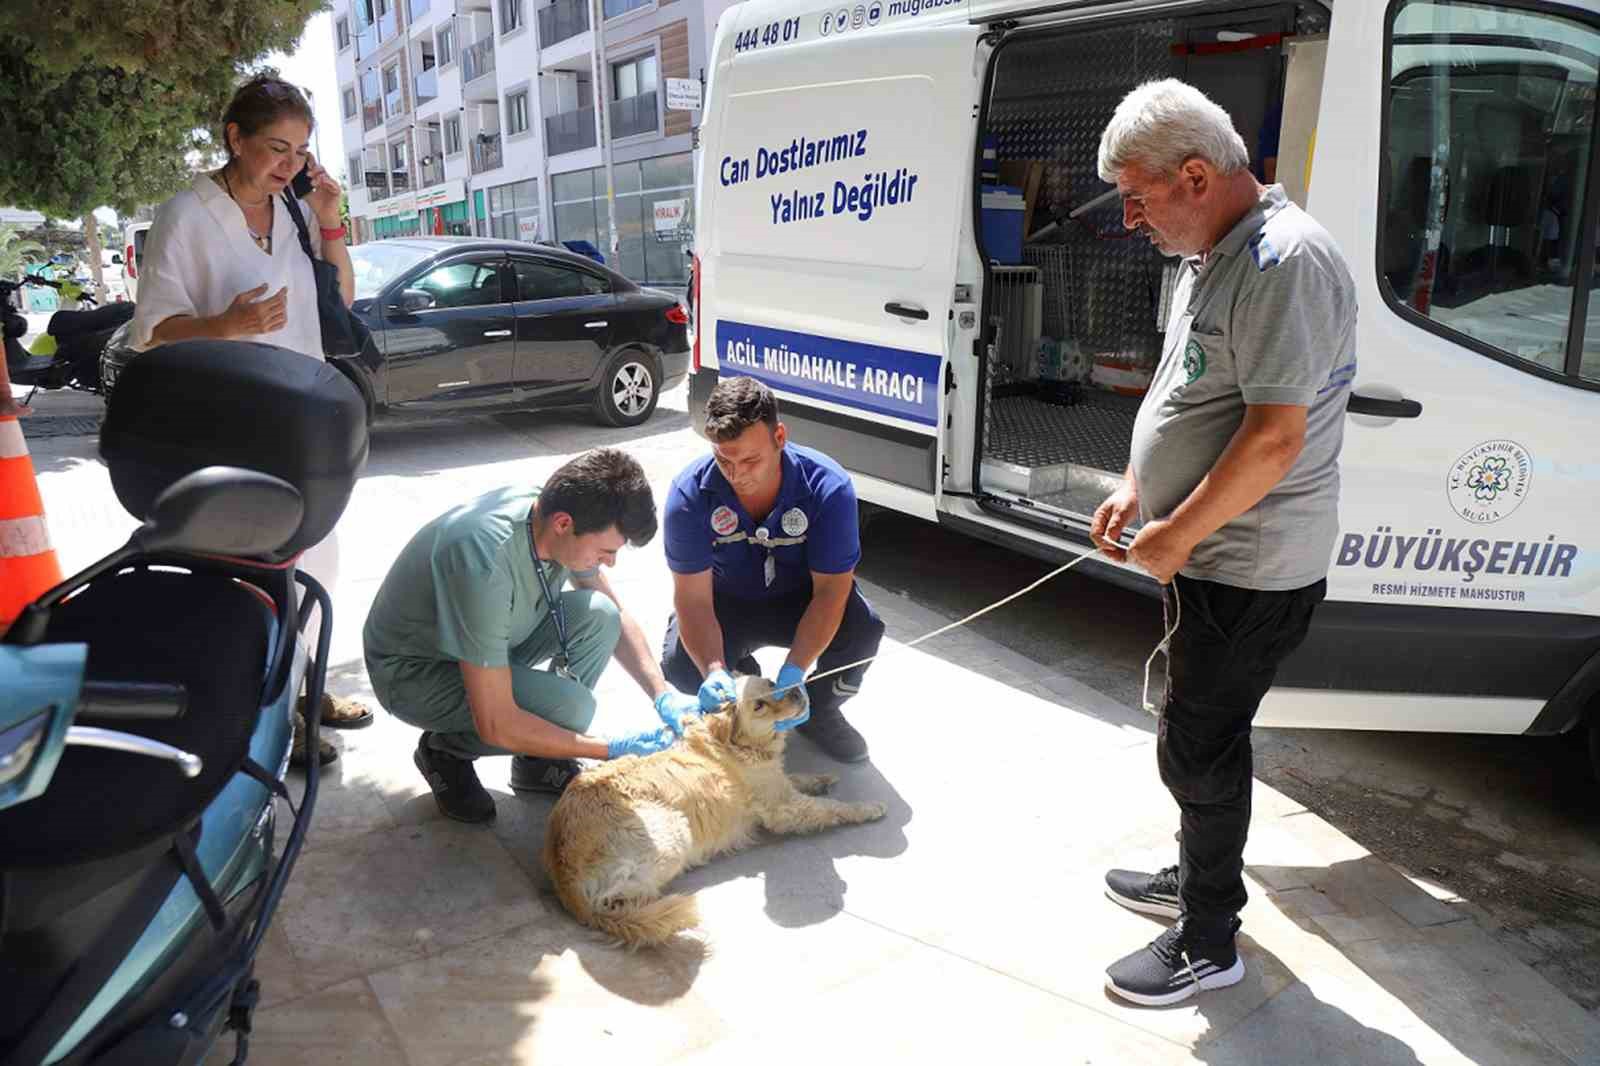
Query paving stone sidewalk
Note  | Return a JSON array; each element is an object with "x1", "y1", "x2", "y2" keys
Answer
[{"x1": 22, "y1": 388, "x2": 1600, "y2": 1066}]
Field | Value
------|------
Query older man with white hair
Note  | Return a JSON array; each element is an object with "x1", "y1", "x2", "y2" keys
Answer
[{"x1": 1088, "y1": 79, "x2": 1357, "y2": 1006}]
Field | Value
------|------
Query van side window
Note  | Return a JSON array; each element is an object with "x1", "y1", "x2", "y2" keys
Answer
[{"x1": 1381, "y1": 0, "x2": 1600, "y2": 383}]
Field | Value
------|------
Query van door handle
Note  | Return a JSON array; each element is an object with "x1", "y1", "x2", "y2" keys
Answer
[
  {"x1": 884, "y1": 302, "x2": 929, "y2": 320},
  {"x1": 584, "y1": 320, "x2": 608, "y2": 329},
  {"x1": 1347, "y1": 393, "x2": 1422, "y2": 418},
  {"x1": 483, "y1": 329, "x2": 512, "y2": 338}
]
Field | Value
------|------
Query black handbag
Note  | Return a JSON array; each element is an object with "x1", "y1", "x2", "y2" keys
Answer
[{"x1": 281, "y1": 193, "x2": 375, "y2": 365}]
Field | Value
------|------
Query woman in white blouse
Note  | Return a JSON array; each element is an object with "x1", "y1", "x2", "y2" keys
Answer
[{"x1": 132, "y1": 76, "x2": 370, "y2": 766}]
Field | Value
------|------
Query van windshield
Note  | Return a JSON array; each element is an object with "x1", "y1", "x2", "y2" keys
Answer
[{"x1": 348, "y1": 243, "x2": 435, "y2": 299}]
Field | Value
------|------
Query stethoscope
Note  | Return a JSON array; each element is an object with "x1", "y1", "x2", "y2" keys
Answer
[{"x1": 529, "y1": 537, "x2": 579, "y2": 683}]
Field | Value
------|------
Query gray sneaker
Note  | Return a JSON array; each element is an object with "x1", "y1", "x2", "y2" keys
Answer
[
  {"x1": 414, "y1": 733, "x2": 495, "y2": 824},
  {"x1": 1105, "y1": 865, "x2": 1182, "y2": 920},
  {"x1": 510, "y1": 755, "x2": 581, "y2": 796}
]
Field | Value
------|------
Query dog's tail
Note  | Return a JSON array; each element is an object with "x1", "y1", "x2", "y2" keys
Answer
[{"x1": 558, "y1": 880, "x2": 700, "y2": 949}]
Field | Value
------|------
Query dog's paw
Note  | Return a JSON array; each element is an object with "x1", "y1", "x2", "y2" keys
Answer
[
  {"x1": 856, "y1": 801, "x2": 889, "y2": 822},
  {"x1": 790, "y1": 773, "x2": 837, "y2": 795}
]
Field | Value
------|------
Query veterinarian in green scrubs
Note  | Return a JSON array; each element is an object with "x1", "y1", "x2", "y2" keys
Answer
[{"x1": 363, "y1": 448, "x2": 705, "y2": 824}]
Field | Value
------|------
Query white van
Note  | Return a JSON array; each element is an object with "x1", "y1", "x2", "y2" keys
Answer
[
  {"x1": 691, "y1": 0, "x2": 1600, "y2": 759},
  {"x1": 120, "y1": 221, "x2": 153, "y2": 303}
]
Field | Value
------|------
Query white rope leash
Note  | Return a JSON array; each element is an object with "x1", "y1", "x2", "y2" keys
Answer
[
  {"x1": 771, "y1": 550, "x2": 1185, "y2": 715},
  {"x1": 774, "y1": 551, "x2": 1096, "y2": 696}
]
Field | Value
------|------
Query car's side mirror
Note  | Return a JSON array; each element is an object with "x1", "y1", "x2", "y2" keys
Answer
[
  {"x1": 110, "y1": 254, "x2": 122, "y2": 265},
  {"x1": 390, "y1": 289, "x2": 434, "y2": 314}
]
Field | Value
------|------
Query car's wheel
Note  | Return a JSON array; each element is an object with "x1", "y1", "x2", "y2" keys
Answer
[{"x1": 592, "y1": 349, "x2": 660, "y2": 427}]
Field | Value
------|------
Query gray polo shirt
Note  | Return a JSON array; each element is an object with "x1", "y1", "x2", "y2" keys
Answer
[{"x1": 1129, "y1": 185, "x2": 1357, "y2": 591}]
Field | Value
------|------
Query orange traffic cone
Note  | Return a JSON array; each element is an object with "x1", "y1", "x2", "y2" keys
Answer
[{"x1": 0, "y1": 416, "x2": 62, "y2": 627}]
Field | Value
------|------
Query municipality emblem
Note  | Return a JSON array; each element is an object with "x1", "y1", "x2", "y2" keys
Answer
[
  {"x1": 1183, "y1": 338, "x2": 1207, "y2": 385},
  {"x1": 1446, "y1": 439, "x2": 1532, "y2": 524},
  {"x1": 711, "y1": 505, "x2": 739, "y2": 536},
  {"x1": 781, "y1": 507, "x2": 809, "y2": 537}
]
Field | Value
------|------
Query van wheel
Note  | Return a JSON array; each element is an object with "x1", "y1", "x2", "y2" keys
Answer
[{"x1": 592, "y1": 350, "x2": 660, "y2": 427}]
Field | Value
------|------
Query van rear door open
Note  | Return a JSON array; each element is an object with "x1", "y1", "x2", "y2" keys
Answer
[{"x1": 701, "y1": 21, "x2": 986, "y2": 509}]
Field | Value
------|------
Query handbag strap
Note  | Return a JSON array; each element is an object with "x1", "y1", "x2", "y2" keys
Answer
[{"x1": 280, "y1": 192, "x2": 317, "y2": 262}]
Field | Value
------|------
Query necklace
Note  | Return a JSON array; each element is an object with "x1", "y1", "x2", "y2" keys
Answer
[{"x1": 219, "y1": 167, "x2": 273, "y2": 254}]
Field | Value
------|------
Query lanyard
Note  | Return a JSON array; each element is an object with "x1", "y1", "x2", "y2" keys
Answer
[{"x1": 530, "y1": 543, "x2": 578, "y2": 682}]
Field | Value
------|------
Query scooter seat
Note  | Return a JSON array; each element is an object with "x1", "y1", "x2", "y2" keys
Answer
[{"x1": 0, "y1": 568, "x2": 274, "y2": 868}]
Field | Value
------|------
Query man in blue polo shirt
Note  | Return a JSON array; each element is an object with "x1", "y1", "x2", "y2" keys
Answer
[{"x1": 660, "y1": 376, "x2": 884, "y2": 762}]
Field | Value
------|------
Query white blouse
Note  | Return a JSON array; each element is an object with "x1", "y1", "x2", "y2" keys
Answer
[{"x1": 131, "y1": 172, "x2": 325, "y2": 360}]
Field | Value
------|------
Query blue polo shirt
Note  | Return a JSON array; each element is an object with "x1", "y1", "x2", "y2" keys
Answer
[{"x1": 664, "y1": 444, "x2": 860, "y2": 599}]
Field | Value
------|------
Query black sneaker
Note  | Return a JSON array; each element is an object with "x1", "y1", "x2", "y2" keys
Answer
[
  {"x1": 413, "y1": 732, "x2": 496, "y2": 824},
  {"x1": 510, "y1": 755, "x2": 581, "y2": 796},
  {"x1": 1105, "y1": 865, "x2": 1182, "y2": 920},
  {"x1": 795, "y1": 708, "x2": 868, "y2": 763},
  {"x1": 1105, "y1": 917, "x2": 1244, "y2": 1007}
]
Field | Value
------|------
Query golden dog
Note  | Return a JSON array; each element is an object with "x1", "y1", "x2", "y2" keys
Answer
[{"x1": 542, "y1": 674, "x2": 887, "y2": 947}]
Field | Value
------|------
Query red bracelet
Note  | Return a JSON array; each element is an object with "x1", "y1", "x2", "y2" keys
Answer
[{"x1": 319, "y1": 225, "x2": 347, "y2": 240}]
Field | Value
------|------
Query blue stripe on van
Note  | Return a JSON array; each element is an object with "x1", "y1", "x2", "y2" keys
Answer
[{"x1": 715, "y1": 319, "x2": 940, "y2": 427}]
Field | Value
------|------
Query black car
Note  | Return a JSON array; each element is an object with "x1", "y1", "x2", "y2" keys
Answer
[{"x1": 102, "y1": 238, "x2": 690, "y2": 427}]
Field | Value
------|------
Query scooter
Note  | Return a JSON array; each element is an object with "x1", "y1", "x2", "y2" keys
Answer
[
  {"x1": 0, "y1": 339, "x2": 367, "y2": 1065},
  {"x1": 2, "y1": 275, "x2": 135, "y2": 398}
]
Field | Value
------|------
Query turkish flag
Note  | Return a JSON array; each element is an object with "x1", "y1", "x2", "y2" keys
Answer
[{"x1": 433, "y1": 208, "x2": 444, "y2": 235}]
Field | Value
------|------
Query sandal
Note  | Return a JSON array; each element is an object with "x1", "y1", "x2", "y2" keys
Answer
[
  {"x1": 303, "y1": 691, "x2": 375, "y2": 730},
  {"x1": 290, "y1": 710, "x2": 338, "y2": 769}
]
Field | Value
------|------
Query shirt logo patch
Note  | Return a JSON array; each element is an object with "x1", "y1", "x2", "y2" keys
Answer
[
  {"x1": 781, "y1": 507, "x2": 809, "y2": 537},
  {"x1": 711, "y1": 505, "x2": 739, "y2": 536},
  {"x1": 1183, "y1": 338, "x2": 1207, "y2": 385}
]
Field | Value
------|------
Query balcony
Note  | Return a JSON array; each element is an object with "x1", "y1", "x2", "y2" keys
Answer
[
  {"x1": 545, "y1": 106, "x2": 597, "y2": 155},
  {"x1": 609, "y1": 90, "x2": 657, "y2": 139},
  {"x1": 420, "y1": 156, "x2": 446, "y2": 187},
  {"x1": 363, "y1": 100, "x2": 384, "y2": 131},
  {"x1": 408, "y1": 0, "x2": 431, "y2": 19},
  {"x1": 354, "y1": 23, "x2": 379, "y2": 60},
  {"x1": 391, "y1": 169, "x2": 413, "y2": 195},
  {"x1": 463, "y1": 38, "x2": 495, "y2": 83},
  {"x1": 538, "y1": 0, "x2": 588, "y2": 46},
  {"x1": 602, "y1": 0, "x2": 649, "y2": 18},
  {"x1": 471, "y1": 132, "x2": 503, "y2": 173},
  {"x1": 366, "y1": 175, "x2": 390, "y2": 201},
  {"x1": 414, "y1": 67, "x2": 438, "y2": 106},
  {"x1": 377, "y1": 8, "x2": 399, "y2": 42}
]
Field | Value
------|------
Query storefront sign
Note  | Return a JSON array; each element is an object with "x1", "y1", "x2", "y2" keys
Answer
[
  {"x1": 416, "y1": 180, "x2": 465, "y2": 210},
  {"x1": 666, "y1": 78, "x2": 702, "y2": 112},
  {"x1": 517, "y1": 216, "x2": 540, "y2": 242},
  {"x1": 653, "y1": 198, "x2": 687, "y2": 235}
]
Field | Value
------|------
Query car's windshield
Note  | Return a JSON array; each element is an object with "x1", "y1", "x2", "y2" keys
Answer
[{"x1": 348, "y1": 243, "x2": 435, "y2": 300}]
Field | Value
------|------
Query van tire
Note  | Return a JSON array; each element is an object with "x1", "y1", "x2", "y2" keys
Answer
[{"x1": 592, "y1": 349, "x2": 660, "y2": 428}]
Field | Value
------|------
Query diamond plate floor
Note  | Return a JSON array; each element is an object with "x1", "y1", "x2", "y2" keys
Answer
[
  {"x1": 987, "y1": 391, "x2": 1138, "y2": 475},
  {"x1": 15, "y1": 414, "x2": 102, "y2": 439}
]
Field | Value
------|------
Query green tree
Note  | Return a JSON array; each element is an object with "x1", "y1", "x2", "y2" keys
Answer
[{"x1": 0, "y1": 224, "x2": 45, "y2": 282}]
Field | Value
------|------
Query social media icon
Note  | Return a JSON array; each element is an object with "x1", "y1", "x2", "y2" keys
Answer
[
  {"x1": 820, "y1": 11, "x2": 833, "y2": 34},
  {"x1": 836, "y1": 7, "x2": 850, "y2": 31},
  {"x1": 866, "y1": 2, "x2": 882, "y2": 24},
  {"x1": 851, "y1": 4, "x2": 866, "y2": 29}
]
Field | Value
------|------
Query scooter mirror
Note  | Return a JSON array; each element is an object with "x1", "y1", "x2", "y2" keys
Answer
[{"x1": 133, "y1": 466, "x2": 305, "y2": 558}]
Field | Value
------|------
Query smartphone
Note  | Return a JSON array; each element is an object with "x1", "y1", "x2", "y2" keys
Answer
[{"x1": 291, "y1": 161, "x2": 313, "y2": 198}]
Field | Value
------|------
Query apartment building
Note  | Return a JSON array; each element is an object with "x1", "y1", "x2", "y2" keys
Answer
[{"x1": 334, "y1": 0, "x2": 731, "y2": 289}]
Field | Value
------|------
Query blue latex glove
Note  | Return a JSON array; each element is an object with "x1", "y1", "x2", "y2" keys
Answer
[
  {"x1": 772, "y1": 663, "x2": 811, "y2": 732},
  {"x1": 697, "y1": 668, "x2": 738, "y2": 711},
  {"x1": 653, "y1": 689, "x2": 702, "y2": 736},
  {"x1": 607, "y1": 725, "x2": 677, "y2": 760}
]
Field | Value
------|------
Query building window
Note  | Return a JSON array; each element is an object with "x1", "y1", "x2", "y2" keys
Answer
[
  {"x1": 437, "y1": 23, "x2": 455, "y2": 66},
  {"x1": 445, "y1": 116, "x2": 463, "y2": 156},
  {"x1": 500, "y1": 0, "x2": 524, "y2": 34},
  {"x1": 342, "y1": 86, "x2": 357, "y2": 119},
  {"x1": 408, "y1": 0, "x2": 431, "y2": 20},
  {"x1": 1381, "y1": 0, "x2": 1600, "y2": 384},
  {"x1": 348, "y1": 153, "x2": 362, "y2": 187},
  {"x1": 489, "y1": 178, "x2": 540, "y2": 241},
  {"x1": 508, "y1": 90, "x2": 530, "y2": 135},
  {"x1": 552, "y1": 154, "x2": 692, "y2": 286},
  {"x1": 336, "y1": 15, "x2": 351, "y2": 50},
  {"x1": 602, "y1": 0, "x2": 650, "y2": 19},
  {"x1": 611, "y1": 53, "x2": 657, "y2": 101}
]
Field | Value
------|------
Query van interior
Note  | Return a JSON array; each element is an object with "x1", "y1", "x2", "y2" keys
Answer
[
  {"x1": 974, "y1": 0, "x2": 1600, "y2": 526},
  {"x1": 972, "y1": 3, "x2": 1333, "y2": 523}
]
